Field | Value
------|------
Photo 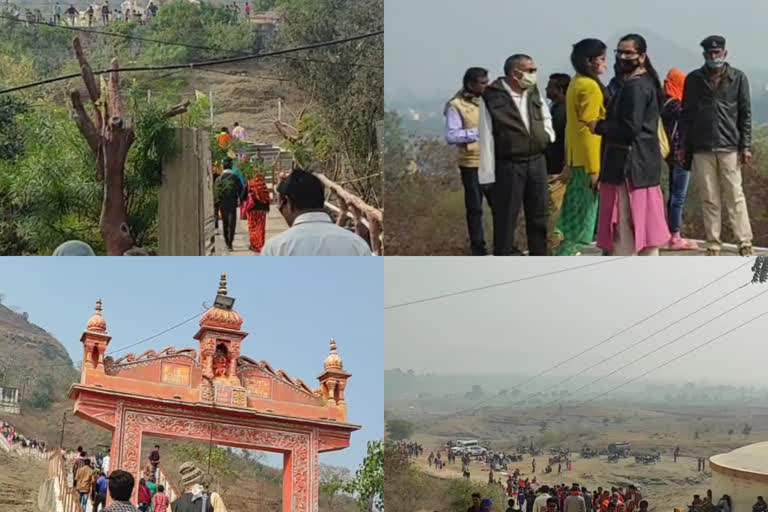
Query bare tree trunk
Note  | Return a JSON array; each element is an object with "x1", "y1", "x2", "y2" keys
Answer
[{"x1": 69, "y1": 37, "x2": 189, "y2": 255}]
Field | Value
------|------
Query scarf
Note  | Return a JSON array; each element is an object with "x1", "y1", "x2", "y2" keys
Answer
[{"x1": 664, "y1": 68, "x2": 685, "y2": 101}]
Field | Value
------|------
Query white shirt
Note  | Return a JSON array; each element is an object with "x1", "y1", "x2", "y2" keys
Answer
[
  {"x1": 102, "y1": 455, "x2": 110, "y2": 474},
  {"x1": 261, "y1": 212, "x2": 372, "y2": 256},
  {"x1": 478, "y1": 80, "x2": 555, "y2": 185}
]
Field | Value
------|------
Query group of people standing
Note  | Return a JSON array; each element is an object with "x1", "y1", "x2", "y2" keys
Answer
[
  {"x1": 54, "y1": 1, "x2": 159, "y2": 27},
  {"x1": 445, "y1": 33, "x2": 753, "y2": 256},
  {"x1": 468, "y1": 483, "x2": 648, "y2": 512}
]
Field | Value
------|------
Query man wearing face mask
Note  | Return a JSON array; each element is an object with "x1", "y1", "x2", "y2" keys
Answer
[
  {"x1": 445, "y1": 67, "x2": 493, "y2": 255},
  {"x1": 477, "y1": 54, "x2": 555, "y2": 256},
  {"x1": 681, "y1": 35, "x2": 753, "y2": 256}
]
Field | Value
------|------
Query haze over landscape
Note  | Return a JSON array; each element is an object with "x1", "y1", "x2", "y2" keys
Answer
[
  {"x1": 385, "y1": 0, "x2": 768, "y2": 134},
  {"x1": 385, "y1": 258, "x2": 768, "y2": 388}
]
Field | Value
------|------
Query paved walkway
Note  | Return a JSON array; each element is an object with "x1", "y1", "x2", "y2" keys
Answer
[{"x1": 214, "y1": 206, "x2": 289, "y2": 256}]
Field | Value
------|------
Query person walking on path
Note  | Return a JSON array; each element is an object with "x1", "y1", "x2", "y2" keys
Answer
[
  {"x1": 557, "y1": 39, "x2": 607, "y2": 256},
  {"x1": 444, "y1": 67, "x2": 493, "y2": 255},
  {"x1": 102, "y1": 470, "x2": 140, "y2": 512},
  {"x1": 588, "y1": 34, "x2": 670, "y2": 255},
  {"x1": 245, "y1": 171, "x2": 271, "y2": 253},
  {"x1": 216, "y1": 158, "x2": 244, "y2": 251},
  {"x1": 137, "y1": 478, "x2": 152, "y2": 512},
  {"x1": 75, "y1": 458, "x2": 94, "y2": 512},
  {"x1": 478, "y1": 54, "x2": 554, "y2": 256},
  {"x1": 149, "y1": 444, "x2": 160, "y2": 481},
  {"x1": 152, "y1": 485, "x2": 170, "y2": 512},
  {"x1": 92, "y1": 470, "x2": 107, "y2": 512},
  {"x1": 682, "y1": 35, "x2": 753, "y2": 256}
]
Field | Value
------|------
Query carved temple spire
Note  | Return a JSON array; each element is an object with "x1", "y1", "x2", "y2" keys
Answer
[
  {"x1": 324, "y1": 338, "x2": 343, "y2": 370},
  {"x1": 218, "y1": 273, "x2": 228, "y2": 296},
  {"x1": 86, "y1": 298, "x2": 107, "y2": 333}
]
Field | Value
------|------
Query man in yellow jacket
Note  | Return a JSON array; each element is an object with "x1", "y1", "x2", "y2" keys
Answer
[{"x1": 444, "y1": 67, "x2": 492, "y2": 255}]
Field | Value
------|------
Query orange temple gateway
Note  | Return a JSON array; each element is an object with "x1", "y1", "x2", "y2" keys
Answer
[{"x1": 69, "y1": 274, "x2": 360, "y2": 512}]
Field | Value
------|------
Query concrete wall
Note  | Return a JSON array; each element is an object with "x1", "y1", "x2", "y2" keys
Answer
[
  {"x1": 37, "y1": 477, "x2": 58, "y2": 512},
  {"x1": 711, "y1": 466, "x2": 768, "y2": 512}
]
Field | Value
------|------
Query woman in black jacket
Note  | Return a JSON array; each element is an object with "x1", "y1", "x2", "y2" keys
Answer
[{"x1": 587, "y1": 34, "x2": 670, "y2": 256}]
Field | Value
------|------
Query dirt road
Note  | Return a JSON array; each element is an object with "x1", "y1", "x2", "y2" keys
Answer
[{"x1": 0, "y1": 451, "x2": 47, "y2": 512}]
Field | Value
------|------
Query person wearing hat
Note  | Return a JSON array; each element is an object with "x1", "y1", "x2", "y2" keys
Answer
[
  {"x1": 480, "y1": 498, "x2": 495, "y2": 512},
  {"x1": 171, "y1": 462, "x2": 213, "y2": 512},
  {"x1": 681, "y1": 35, "x2": 753, "y2": 256},
  {"x1": 261, "y1": 168, "x2": 372, "y2": 256}
]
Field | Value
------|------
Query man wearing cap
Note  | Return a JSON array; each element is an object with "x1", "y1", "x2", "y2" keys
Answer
[
  {"x1": 261, "y1": 168, "x2": 372, "y2": 256},
  {"x1": 171, "y1": 462, "x2": 213, "y2": 512},
  {"x1": 682, "y1": 35, "x2": 753, "y2": 256}
]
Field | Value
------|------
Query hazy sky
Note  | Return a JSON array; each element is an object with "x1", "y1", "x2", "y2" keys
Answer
[
  {"x1": 0, "y1": 258, "x2": 383, "y2": 471},
  {"x1": 385, "y1": 258, "x2": 768, "y2": 387},
  {"x1": 385, "y1": 0, "x2": 768, "y2": 103}
]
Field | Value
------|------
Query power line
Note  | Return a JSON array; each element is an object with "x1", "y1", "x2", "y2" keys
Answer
[
  {"x1": 0, "y1": 14, "x2": 383, "y2": 69},
  {"x1": 2, "y1": 308, "x2": 205, "y2": 368},
  {"x1": 384, "y1": 257, "x2": 629, "y2": 310},
  {"x1": 403, "y1": 260, "x2": 752, "y2": 429},
  {"x1": 535, "y1": 283, "x2": 768, "y2": 410},
  {"x1": 574, "y1": 301, "x2": 768, "y2": 407},
  {"x1": 0, "y1": 29, "x2": 383, "y2": 95}
]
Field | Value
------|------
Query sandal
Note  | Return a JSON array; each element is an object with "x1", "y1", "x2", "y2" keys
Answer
[
  {"x1": 706, "y1": 248, "x2": 720, "y2": 256},
  {"x1": 739, "y1": 245, "x2": 754, "y2": 257},
  {"x1": 668, "y1": 234, "x2": 699, "y2": 251}
]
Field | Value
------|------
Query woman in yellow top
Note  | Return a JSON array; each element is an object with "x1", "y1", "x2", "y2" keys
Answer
[{"x1": 556, "y1": 38, "x2": 608, "y2": 255}]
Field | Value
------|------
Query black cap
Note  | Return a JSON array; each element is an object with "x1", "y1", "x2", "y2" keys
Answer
[{"x1": 700, "y1": 35, "x2": 725, "y2": 51}]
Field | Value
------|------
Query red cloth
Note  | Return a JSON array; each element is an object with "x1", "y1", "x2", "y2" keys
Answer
[
  {"x1": 664, "y1": 68, "x2": 686, "y2": 102},
  {"x1": 138, "y1": 485, "x2": 152, "y2": 504},
  {"x1": 246, "y1": 176, "x2": 270, "y2": 252}
]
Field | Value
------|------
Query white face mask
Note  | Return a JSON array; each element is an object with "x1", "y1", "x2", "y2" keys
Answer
[{"x1": 518, "y1": 71, "x2": 538, "y2": 89}]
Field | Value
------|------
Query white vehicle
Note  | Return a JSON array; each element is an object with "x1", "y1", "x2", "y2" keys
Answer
[{"x1": 466, "y1": 445, "x2": 487, "y2": 457}]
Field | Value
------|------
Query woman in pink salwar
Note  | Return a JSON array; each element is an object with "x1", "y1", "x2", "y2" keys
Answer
[{"x1": 587, "y1": 34, "x2": 670, "y2": 255}]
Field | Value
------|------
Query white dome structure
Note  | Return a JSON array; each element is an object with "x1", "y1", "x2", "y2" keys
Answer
[{"x1": 710, "y1": 442, "x2": 768, "y2": 512}]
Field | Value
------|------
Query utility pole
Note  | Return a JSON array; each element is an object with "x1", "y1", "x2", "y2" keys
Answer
[
  {"x1": 277, "y1": 97, "x2": 282, "y2": 122},
  {"x1": 209, "y1": 90, "x2": 214, "y2": 128},
  {"x1": 58, "y1": 411, "x2": 67, "y2": 451}
]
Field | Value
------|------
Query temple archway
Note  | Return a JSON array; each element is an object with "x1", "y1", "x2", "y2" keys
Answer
[{"x1": 69, "y1": 274, "x2": 359, "y2": 512}]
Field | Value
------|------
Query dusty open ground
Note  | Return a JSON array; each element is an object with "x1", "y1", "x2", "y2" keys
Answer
[
  {"x1": 390, "y1": 402, "x2": 768, "y2": 511},
  {"x1": 0, "y1": 451, "x2": 47, "y2": 512}
]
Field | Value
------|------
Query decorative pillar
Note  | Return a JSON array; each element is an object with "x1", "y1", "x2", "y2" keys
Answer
[
  {"x1": 80, "y1": 299, "x2": 112, "y2": 382},
  {"x1": 317, "y1": 338, "x2": 351, "y2": 421}
]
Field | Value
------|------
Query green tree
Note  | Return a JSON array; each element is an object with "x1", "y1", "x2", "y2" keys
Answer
[
  {"x1": 445, "y1": 478, "x2": 505, "y2": 512},
  {"x1": 345, "y1": 440, "x2": 383, "y2": 512},
  {"x1": 27, "y1": 374, "x2": 55, "y2": 410},
  {"x1": 383, "y1": 440, "x2": 423, "y2": 512},
  {"x1": 385, "y1": 418, "x2": 413, "y2": 441},
  {"x1": 320, "y1": 465, "x2": 351, "y2": 511},
  {"x1": 275, "y1": 0, "x2": 383, "y2": 204}
]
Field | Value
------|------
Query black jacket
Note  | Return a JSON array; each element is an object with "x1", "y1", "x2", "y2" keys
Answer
[
  {"x1": 681, "y1": 64, "x2": 751, "y2": 153},
  {"x1": 595, "y1": 73, "x2": 662, "y2": 188},
  {"x1": 171, "y1": 493, "x2": 213, "y2": 512}
]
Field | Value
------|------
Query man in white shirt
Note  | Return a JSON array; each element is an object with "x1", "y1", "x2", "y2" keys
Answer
[
  {"x1": 478, "y1": 54, "x2": 555, "y2": 256},
  {"x1": 262, "y1": 169, "x2": 371, "y2": 256}
]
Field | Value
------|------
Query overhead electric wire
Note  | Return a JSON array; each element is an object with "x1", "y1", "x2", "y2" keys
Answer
[
  {"x1": 534, "y1": 282, "x2": 767, "y2": 409},
  {"x1": 0, "y1": 14, "x2": 383, "y2": 69},
  {"x1": 402, "y1": 259, "x2": 753, "y2": 429},
  {"x1": 384, "y1": 257, "x2": 629, "y2": 310},
  {"x1": 1, "y1": 307, "x2": 206, "y2": 369},
  {"x1": 0, "y1": 29, "x2": 383, "y2": 95},
  {"x1": 573, "y1": 300, "x2": 768, "y2": 407}
]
